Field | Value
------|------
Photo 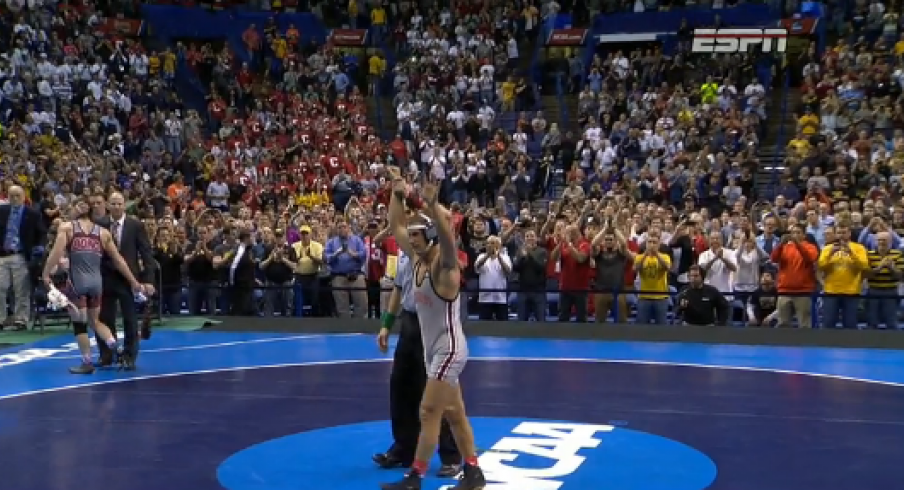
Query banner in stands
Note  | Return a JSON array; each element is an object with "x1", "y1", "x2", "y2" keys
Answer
[
  {"x1": 94, "y1": 18, "x2": 144, "y2": 37},
  {"x1": 331, "y1": 29, "x2": 368, "y2": 46},
  {"x1": 780, "y1": 17, "x2": 818, "y2": 35},
  {"x1": 547, "y1": 28, "x2": 588, "y2": 46}
]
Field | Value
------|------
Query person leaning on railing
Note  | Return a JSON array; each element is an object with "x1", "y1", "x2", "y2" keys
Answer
[
  {"x1": 675, "y1": 265, "x2": 730, "y2": 327},
  {"x1": 817, "y1": 220, "x2": 870, "y2": 329},
  {"x1": 770, "y1": 224, "x2": 819, "y2": 328}
]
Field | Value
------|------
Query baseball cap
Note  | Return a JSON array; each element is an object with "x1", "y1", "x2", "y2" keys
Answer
[{"x1": 300, "y1": 225, "x2": 313, "y2": 234}]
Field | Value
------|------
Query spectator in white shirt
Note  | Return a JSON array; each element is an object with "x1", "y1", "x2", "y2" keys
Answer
[
  {"x1": 51, "y1": 74, "x2": 71, "y2": 101},
  {"x1": 130, "y1": 51, "x2": 149, "y2": 78},
  {"x1": 475, "y1": 236, "x2": 512, "y2": 320},
  {"x1": 164, "y1": 112, "x2": 183, "y2": 155},
  {"x1": 698, "y1": 231, "x2": 738, "y2": 296},
  {"x1": 36, "y1": 55, "x2": 55, "y2": 80},
  {"x1": 733, "y1": 231, "x2": 767, "y2": 299}
]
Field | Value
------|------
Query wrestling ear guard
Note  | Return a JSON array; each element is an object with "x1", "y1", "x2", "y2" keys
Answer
[
  {"x1": 46, "y1": 285, "x2": 71, "y2": 311},
  {"x1": 408, "y1": 213, "x2": 438, "y2": 243}
]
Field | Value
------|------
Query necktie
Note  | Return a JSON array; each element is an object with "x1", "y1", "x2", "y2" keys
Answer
[
  {"x1": 111, "y1": 221, "x2": 121, "y2": 247},
  {"x1": 763, "y1": 237, "x2": 773, "y2": 254}
]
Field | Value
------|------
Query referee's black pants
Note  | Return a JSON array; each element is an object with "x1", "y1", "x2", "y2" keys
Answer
[{"x1": 389, "y1": 311, "x2": 460, "y2": 465}]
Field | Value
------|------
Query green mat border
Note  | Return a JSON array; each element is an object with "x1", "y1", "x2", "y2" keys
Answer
[{"x1": 0, "y1": 317, "x2": 216, "y2": 347}]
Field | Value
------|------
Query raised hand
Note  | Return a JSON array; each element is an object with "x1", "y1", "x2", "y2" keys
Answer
[
  {"x1": 389, "y1": 167, "x2": 408, "y2": 199},
  {"x1": 421, "y1": 173, "x2": 440, "y2": 207}
]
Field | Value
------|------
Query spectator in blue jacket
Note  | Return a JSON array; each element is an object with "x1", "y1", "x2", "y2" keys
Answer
[{"x1": 324, "y1": 218, "x2": 368, "y2": 318}]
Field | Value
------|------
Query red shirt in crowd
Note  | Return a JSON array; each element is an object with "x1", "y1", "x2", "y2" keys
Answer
[
  {"x1": 544, "y1": 236, "x2": 560, "y2": 280},
  {"x1": 366, "y1": 235, "x2": 399, "y2": 281},
  {"x1": 559, "y1": 239, "x2": 592, "y2": 292}
]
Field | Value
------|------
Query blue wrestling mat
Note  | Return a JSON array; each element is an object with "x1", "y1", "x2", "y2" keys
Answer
[{"x1": 0, "y1": 330, "x2": 902, "y2": 490}]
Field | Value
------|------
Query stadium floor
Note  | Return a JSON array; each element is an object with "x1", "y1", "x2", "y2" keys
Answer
[{"x1": 0, "y1": 321, "x2": 901, "y2": 490}]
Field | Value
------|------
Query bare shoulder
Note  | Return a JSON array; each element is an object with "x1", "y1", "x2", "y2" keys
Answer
[{"x1": 431, "y1": 254, "x2": 460, "y2": 284}]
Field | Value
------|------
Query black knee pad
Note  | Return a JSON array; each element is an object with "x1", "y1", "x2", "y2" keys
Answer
[{"x1": 72, "y1": 322, "x2": 89, "y2": 336}]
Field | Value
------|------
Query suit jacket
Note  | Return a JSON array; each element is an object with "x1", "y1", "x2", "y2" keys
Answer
[
  {"x1": 0, "y1": 204, "x2": 46, "y2": 259},
  {"x1": 95, "y1": 215, "x2": 156, "y2": 284},
  {"x1": 226, "y1": 244, "x2": 257, "y2": 287}
]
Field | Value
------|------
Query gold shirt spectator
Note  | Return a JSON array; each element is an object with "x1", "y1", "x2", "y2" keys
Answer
[
  {"x1": 817, "y1": 241, "x2": 870, "y2": 295},
  {"x1": 293, "y1": 229, "x2": 324, "y2": 276}
]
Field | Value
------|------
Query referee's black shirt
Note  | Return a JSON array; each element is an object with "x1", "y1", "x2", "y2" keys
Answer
[{"x1": 677, "y1": 284, "x2": 730, "y2": 326}]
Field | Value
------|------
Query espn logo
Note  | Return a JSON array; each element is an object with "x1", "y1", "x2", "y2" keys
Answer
[{"x1": 691, "y1": 28, "x2": 788, "y2": 54}]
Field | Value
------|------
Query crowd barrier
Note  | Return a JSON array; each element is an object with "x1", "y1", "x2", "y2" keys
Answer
[{"x1": 37, "y1": 283, "x2": 900, "y2": 330}]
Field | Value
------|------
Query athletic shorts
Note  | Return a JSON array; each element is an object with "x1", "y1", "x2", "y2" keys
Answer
[
  {"x1": 64, "y1": 281, "x2": 103, "y2": 309},
  {"x1": 425, "y1": 343, "x2": 468, "y2": 385}
]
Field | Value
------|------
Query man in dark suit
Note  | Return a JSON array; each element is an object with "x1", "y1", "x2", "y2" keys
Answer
[
  {"x1": 0, "y1": 186, "x2": 46, "y2": 331},
  {"x1": 213, "y1": 229, "x2": 257, "y2": 315},
  {"x1": 94, "y1": 192, "x2": 156, "y2": 370}
]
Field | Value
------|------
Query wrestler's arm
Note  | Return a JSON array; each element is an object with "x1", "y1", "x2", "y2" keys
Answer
[
  {"x1": 100, "y1": 229, "x2": 141, "y2": 289},
  {"x1": 424, "y1": 203, "x2": 460, "y2": 272},
  {"x1": 388, "y1": 181, "x2": 417, "y2": 260},
  {"x1": 42, "y1": 223, "x2": 71, "y2": 284}
]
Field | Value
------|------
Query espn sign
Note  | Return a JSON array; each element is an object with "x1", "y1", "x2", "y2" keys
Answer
[{"x1": 691, "y1": 28, "x2": 788, "y2": 54}]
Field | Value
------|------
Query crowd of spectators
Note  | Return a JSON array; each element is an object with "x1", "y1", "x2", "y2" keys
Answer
[{"x1": 1, "y1": 0, "x2": 903, "y2": 333}]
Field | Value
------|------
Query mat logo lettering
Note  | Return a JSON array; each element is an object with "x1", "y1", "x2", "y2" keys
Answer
[
  {"x1": 439, "y1": 422, "x2": 613, "y2": 490},
  {"x1": 0, "y1": 340, "x2": 96, "y2": 368}
]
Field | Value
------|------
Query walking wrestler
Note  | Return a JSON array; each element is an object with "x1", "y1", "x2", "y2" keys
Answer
[
  {"x1": 41, "y1": 199, "x2": 155, "y2": 374},
  {"x1": 375, "y1": 222, "x2": 461, "y2": 477},
  {"x1": 381, "y1": 170, "x2": 485, "y2": 490}
]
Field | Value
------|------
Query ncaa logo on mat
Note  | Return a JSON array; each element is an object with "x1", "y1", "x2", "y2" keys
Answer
[{"x1": 218, "y1": 417, "x2": 717, "y2": 490}]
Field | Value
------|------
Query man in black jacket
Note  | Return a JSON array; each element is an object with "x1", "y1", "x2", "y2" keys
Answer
[
  {"x1": 214, "y1": 229, "x2": 257, "y2": 316},
  {"x1": 676, "y1": 265, "x2": 730, "y2": 326},
  {"x1": 260, "y1": 228, "x2": 297, "y2": 316},
  {"x1": 513, "y1": 229, "x2": 548, "y2": 320},
  {"x1": 94, "y1": 192, "x2": 156, "y2": 370}
]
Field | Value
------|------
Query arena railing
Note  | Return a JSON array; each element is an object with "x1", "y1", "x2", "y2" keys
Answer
[
  {"x1": 70, "y1": 283, "x2": 904, "y2": 330},
  {"x1": 770, "y1": 62, "x2": 792, "y2": 200},
  {"x1": 554, "y1": 72, "x2": 569, "y2": 138}
]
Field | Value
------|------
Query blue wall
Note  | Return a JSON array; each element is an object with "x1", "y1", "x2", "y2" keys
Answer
[
  {"x1": 591, "y1": 4, "x2": 777, "y2": 34},
  {"x1": 141, "y1": 6, "x2": 328, "y2": 50}
]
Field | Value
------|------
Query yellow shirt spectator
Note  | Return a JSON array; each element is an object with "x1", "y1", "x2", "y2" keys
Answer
[
  {"x1": 371, "y1": 6, "x2": 386, "y2": 25},
  {"x1": 348, "y1": 0, "x2": 358, "y2": 17},
  {"x1": 294, "y1": 193, "x2": 310, "y2": 208},
  {"x1": 635, "y1": 252, "x2": 672, "y2": 300},
  {"x1": 162, "y1": 52, "x2": 176, "y2": 75},
  {"x1": 272, "y1": 37, "x2": 288, "y2": 60},
  {"x1": 798, "y1": 112, "x2": 819, "y2": 135},
  {"x1": 817, "y1": 241, "x2": 870, "y2": 295},
  {"x1": 293, "y1": 234, "x2": 324, "y2": 275},
  {"x1": 148, "y1": 54, "x2": 161, "y2": 75},
  {"x1": 368, "y1": 55, "x2": 386, "y2": 76},
  {"x1": 787, "y1": 135, "x2": 811, "y2": 157},
  {"x1": 301, "y1": 191, "x2": 327, "y2": 208},
  {"x1": 502, "y1": 81, "x2": 516, "y2": 101},
  {"x1": 895, "y1": 38, "x2": 904, "y2": 56},
  {"x1": 700, "y1": 82, "x2": 719, "y2": 104}
]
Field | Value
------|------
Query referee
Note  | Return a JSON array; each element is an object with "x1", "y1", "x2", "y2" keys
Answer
[{"x1": 375, "y1": 250, "x2": 461, "y2": 477}]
